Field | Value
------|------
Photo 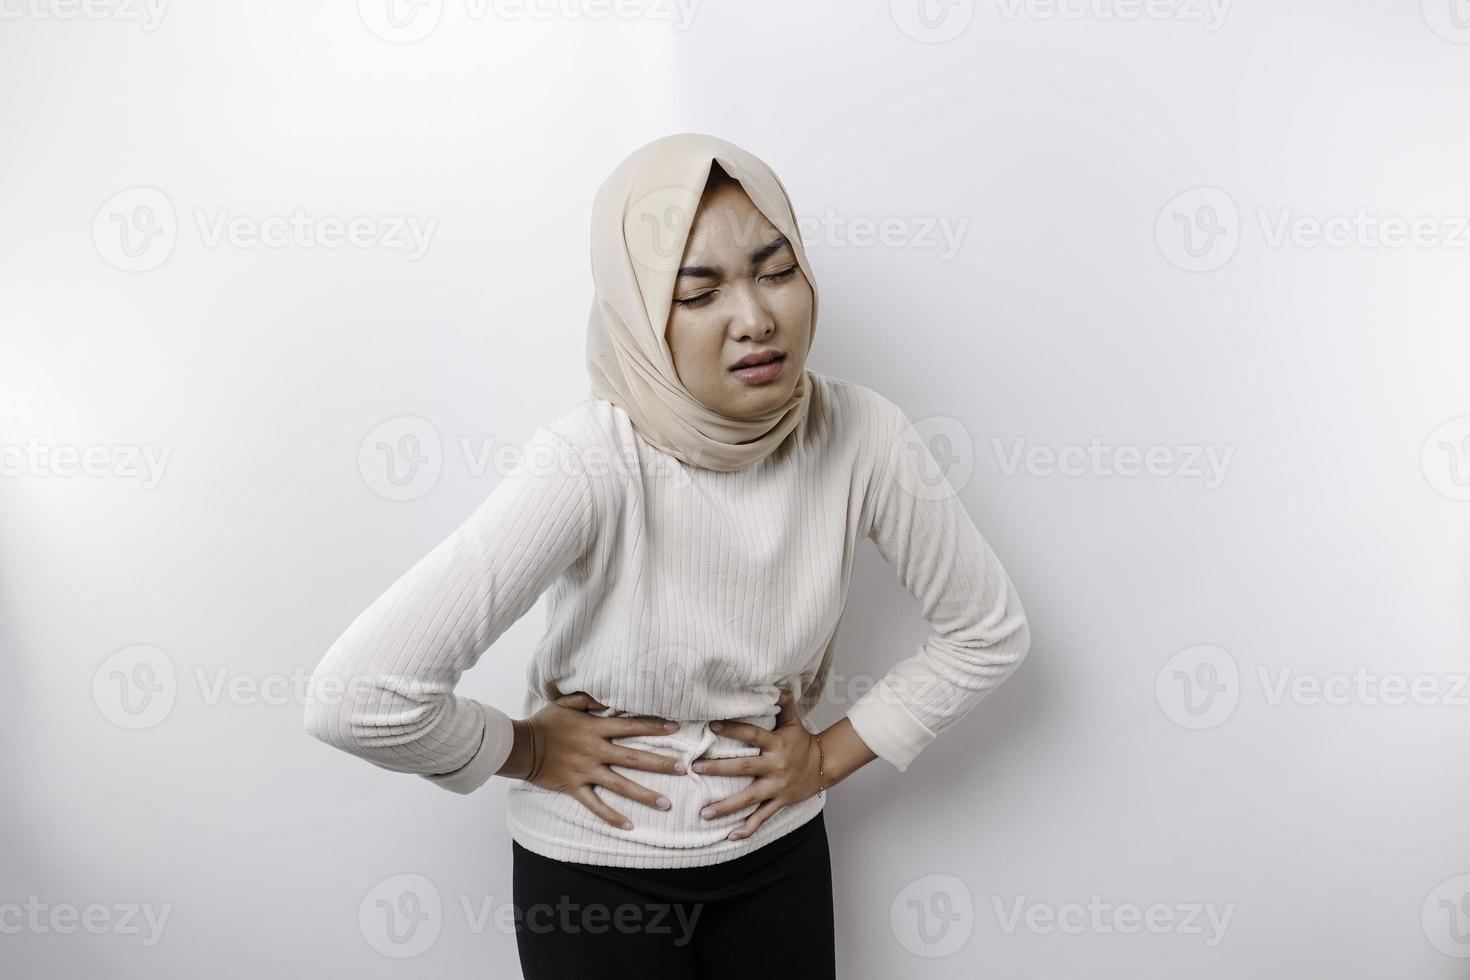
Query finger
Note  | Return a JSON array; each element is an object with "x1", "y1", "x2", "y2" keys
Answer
[
  {"x1": 590, "y1": 766, "x2": 672, "y2": 812},
  {"x1": 727, "y1": 798, "x2": 785, "y2": 841},
  {"x1": 699, "y1": 784, "x2": 765, "y2": 821},
  {"x1": 689, "y1": 754, "x2": 772, "y2": 778},
  {"x1": 601, "y1": 716, "x2": 683, "y2": 739},
  {"x1": 710, "y1": 720, "x2": 774, "y2": 750},
  {"x1": 774, "y1": 687, "x2": 800, "y2": 727},
  {"x1": 602, "y1": 743, "x2": 688, "y2": 775},
  {"x1": 556, "y1": 692, "x2": 606, "y2": 711},
  {"x1": 571, "y1": 785, "x2": 633, "y2": 830}
]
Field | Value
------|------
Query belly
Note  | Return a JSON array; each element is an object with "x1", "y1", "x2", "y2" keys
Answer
[{"x1": 506, "y1": 720, "x2": 799, "y2": 855}]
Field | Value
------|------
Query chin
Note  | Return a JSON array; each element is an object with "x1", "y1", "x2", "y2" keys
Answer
[{"x1": 718, "y1": 378, "x2": 794, "y2": 418}]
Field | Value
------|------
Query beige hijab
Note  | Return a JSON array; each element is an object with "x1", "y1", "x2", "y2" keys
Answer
[{"x1": 585, "y1": 133, "x2": 820, "y2": 472}]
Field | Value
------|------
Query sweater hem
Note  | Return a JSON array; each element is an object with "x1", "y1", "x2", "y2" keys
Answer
[{"x1": 506, "y1": 794, "x2": 826, "y2": 869}]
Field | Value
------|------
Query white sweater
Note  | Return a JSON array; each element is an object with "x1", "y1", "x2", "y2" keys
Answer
[{"x1": 305, "y1": 370, "x2": 1030, "y2": 868}]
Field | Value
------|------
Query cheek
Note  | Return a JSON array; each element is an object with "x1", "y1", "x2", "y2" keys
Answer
[
  {"x1": 668, "y1": 316, "x2": 721, "y2": 375},
  {"x1": 666, "y1": 317, "x2": 694, "y2": 356},
  {"x1": 775, "y1": 286, "x2": 814, "y2": 338}
]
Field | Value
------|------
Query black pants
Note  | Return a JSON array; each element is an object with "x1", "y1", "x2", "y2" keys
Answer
[{"x1": 511, "y1": 811, "x2": 835, "y2": 979}]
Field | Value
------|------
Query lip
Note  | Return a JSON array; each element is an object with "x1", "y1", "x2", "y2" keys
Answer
[
  {"x1": 729, "y1": 352, "x2": 787, "y2": 385},
  {"x1": 729, "y1": 350, "x2": 786, "y2": 370}
]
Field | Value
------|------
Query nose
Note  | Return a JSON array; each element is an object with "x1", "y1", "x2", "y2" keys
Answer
[{"x1": 727, "y1": 282, "x2": 776, "y2": 342}]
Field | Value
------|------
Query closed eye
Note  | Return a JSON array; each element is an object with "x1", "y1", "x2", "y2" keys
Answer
[{"x1": 673, "y1": 266, "x2": 799, "y2": 309}]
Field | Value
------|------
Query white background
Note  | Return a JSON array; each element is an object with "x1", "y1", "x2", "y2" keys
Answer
[{"x1": 3, "y1": 1, "x2": 1469, "y2": 976}]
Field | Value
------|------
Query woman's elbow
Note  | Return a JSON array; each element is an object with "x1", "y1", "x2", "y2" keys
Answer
[
  {"x1": 303, "y1": 667, "x2": 350, "y2": 749},
  {"x1": 302, "y1": 657, "x2": 379, "y2": 752},
  {"x1": 1008, "y1": 615, "x2": 1032, "y2": 672},
  {"x1": 982, "y1": 607, "x2": 1031, "y2": 678},
  {"x1": 1011, "y1": 617, "x2": 1034, "y2": 664},
  {"x1": 304, "y1": 663, "x2": 444, "y2": 760}
]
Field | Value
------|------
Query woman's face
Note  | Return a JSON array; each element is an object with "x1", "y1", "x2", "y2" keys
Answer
[{"x1": 664, "y1": 180, "x2": 813, "y2": 420}]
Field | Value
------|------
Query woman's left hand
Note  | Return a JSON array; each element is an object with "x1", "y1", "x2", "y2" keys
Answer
[{"x1": 692, "y1": 687, "x2": 824, "y2": 840}]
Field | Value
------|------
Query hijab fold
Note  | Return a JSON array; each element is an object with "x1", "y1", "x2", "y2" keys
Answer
[{"x1": 585, "y1": 133, "x2": 821, "y2": 472}]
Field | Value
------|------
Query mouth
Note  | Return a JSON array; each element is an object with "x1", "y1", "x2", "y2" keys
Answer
[
  {"x1": 728, "y1": 350, "x2": 787, "y2": 385},
  {"x1": 729, "y1": 350, "x2": 785, "y2": 370}
]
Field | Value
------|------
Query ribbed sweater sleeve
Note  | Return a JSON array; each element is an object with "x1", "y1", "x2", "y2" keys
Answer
[
  {"x1": 304, "y1": 426, "x2": 593, "y2": 795},
  {"x1": 845, "y1": 401, "x2": 1032, "y2": 772}
]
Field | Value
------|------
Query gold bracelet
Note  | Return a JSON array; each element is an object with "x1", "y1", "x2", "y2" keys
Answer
[
  {"x1": 524, "y1": 719, "x2": 544, "y2": 783},
  {"x1": 814, "y1": 731, "x2": 826, "y2": 796}
]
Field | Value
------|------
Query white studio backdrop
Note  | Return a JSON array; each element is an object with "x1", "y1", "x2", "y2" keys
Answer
[{"x1": 2, "y1": 2, "x2": 1468, "y2": 977}]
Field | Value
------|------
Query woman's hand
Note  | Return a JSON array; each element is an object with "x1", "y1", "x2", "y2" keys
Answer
[
  {"x1": 521, "y1": 692, "x2": 689, "y2": 831},
  {"x1": 690, "y1": 687, "x2": 824, "y2": 840}
]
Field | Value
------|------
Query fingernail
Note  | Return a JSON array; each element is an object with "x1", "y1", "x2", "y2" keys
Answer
[
  {"x1": 700, "y1": 807, "x2": 714, "y2": 819},
  {"x1": 656, "y1": 797, "x2": 671, "y2": 810},
  {"x1": 621, "y1": 820, "x2": 633, "y2": 830},
  {"x1": 664, "y1": 721, "x2": 680, "y2": 730},
  {"x1": 710, "y1": 721, "x2": 723, "y2": 732},
  {"x1": 691, "y1": 761, "x2": 706, "y2": 773},
  {"x1": 674, "y1": 761, "x2": 687, "y2": 774},
  {"x1": 727, "y1": 831, "x2": 743, "y2": 840}
]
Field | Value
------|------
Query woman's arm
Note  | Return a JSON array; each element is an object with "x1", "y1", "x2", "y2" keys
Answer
[
  {"x1": 811, "y1": 717, "x2": 878, "y2": 788},
  {"x1": 844, "y1": 398, "x2": 1032, "y2": 773},
  {"x1": 303, "y1": 425, "x2": 593, "y2": 794}
]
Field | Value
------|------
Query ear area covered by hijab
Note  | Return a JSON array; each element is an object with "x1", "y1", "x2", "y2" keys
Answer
[{"x1": 584, "y1": 132, "x2": 820, "y2": 473}]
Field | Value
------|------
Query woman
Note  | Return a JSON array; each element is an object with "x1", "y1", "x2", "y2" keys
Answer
[{"x1": 304, "y1": 132, "x2": 1031, "y2": 978}]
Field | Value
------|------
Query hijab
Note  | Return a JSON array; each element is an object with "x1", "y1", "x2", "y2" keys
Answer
[{"x1": 584, "y1": 132, "x2": 820, "y2": 472}]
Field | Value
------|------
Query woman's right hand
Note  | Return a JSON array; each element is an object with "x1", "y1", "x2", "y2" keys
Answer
[{"x1": 518, "y1": 691, "x2": 688, "y2": 830}]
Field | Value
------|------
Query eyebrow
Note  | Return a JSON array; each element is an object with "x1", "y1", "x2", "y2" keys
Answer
[{"x1": 677, "y1": 235, "x2": 792, "y2": 279}]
